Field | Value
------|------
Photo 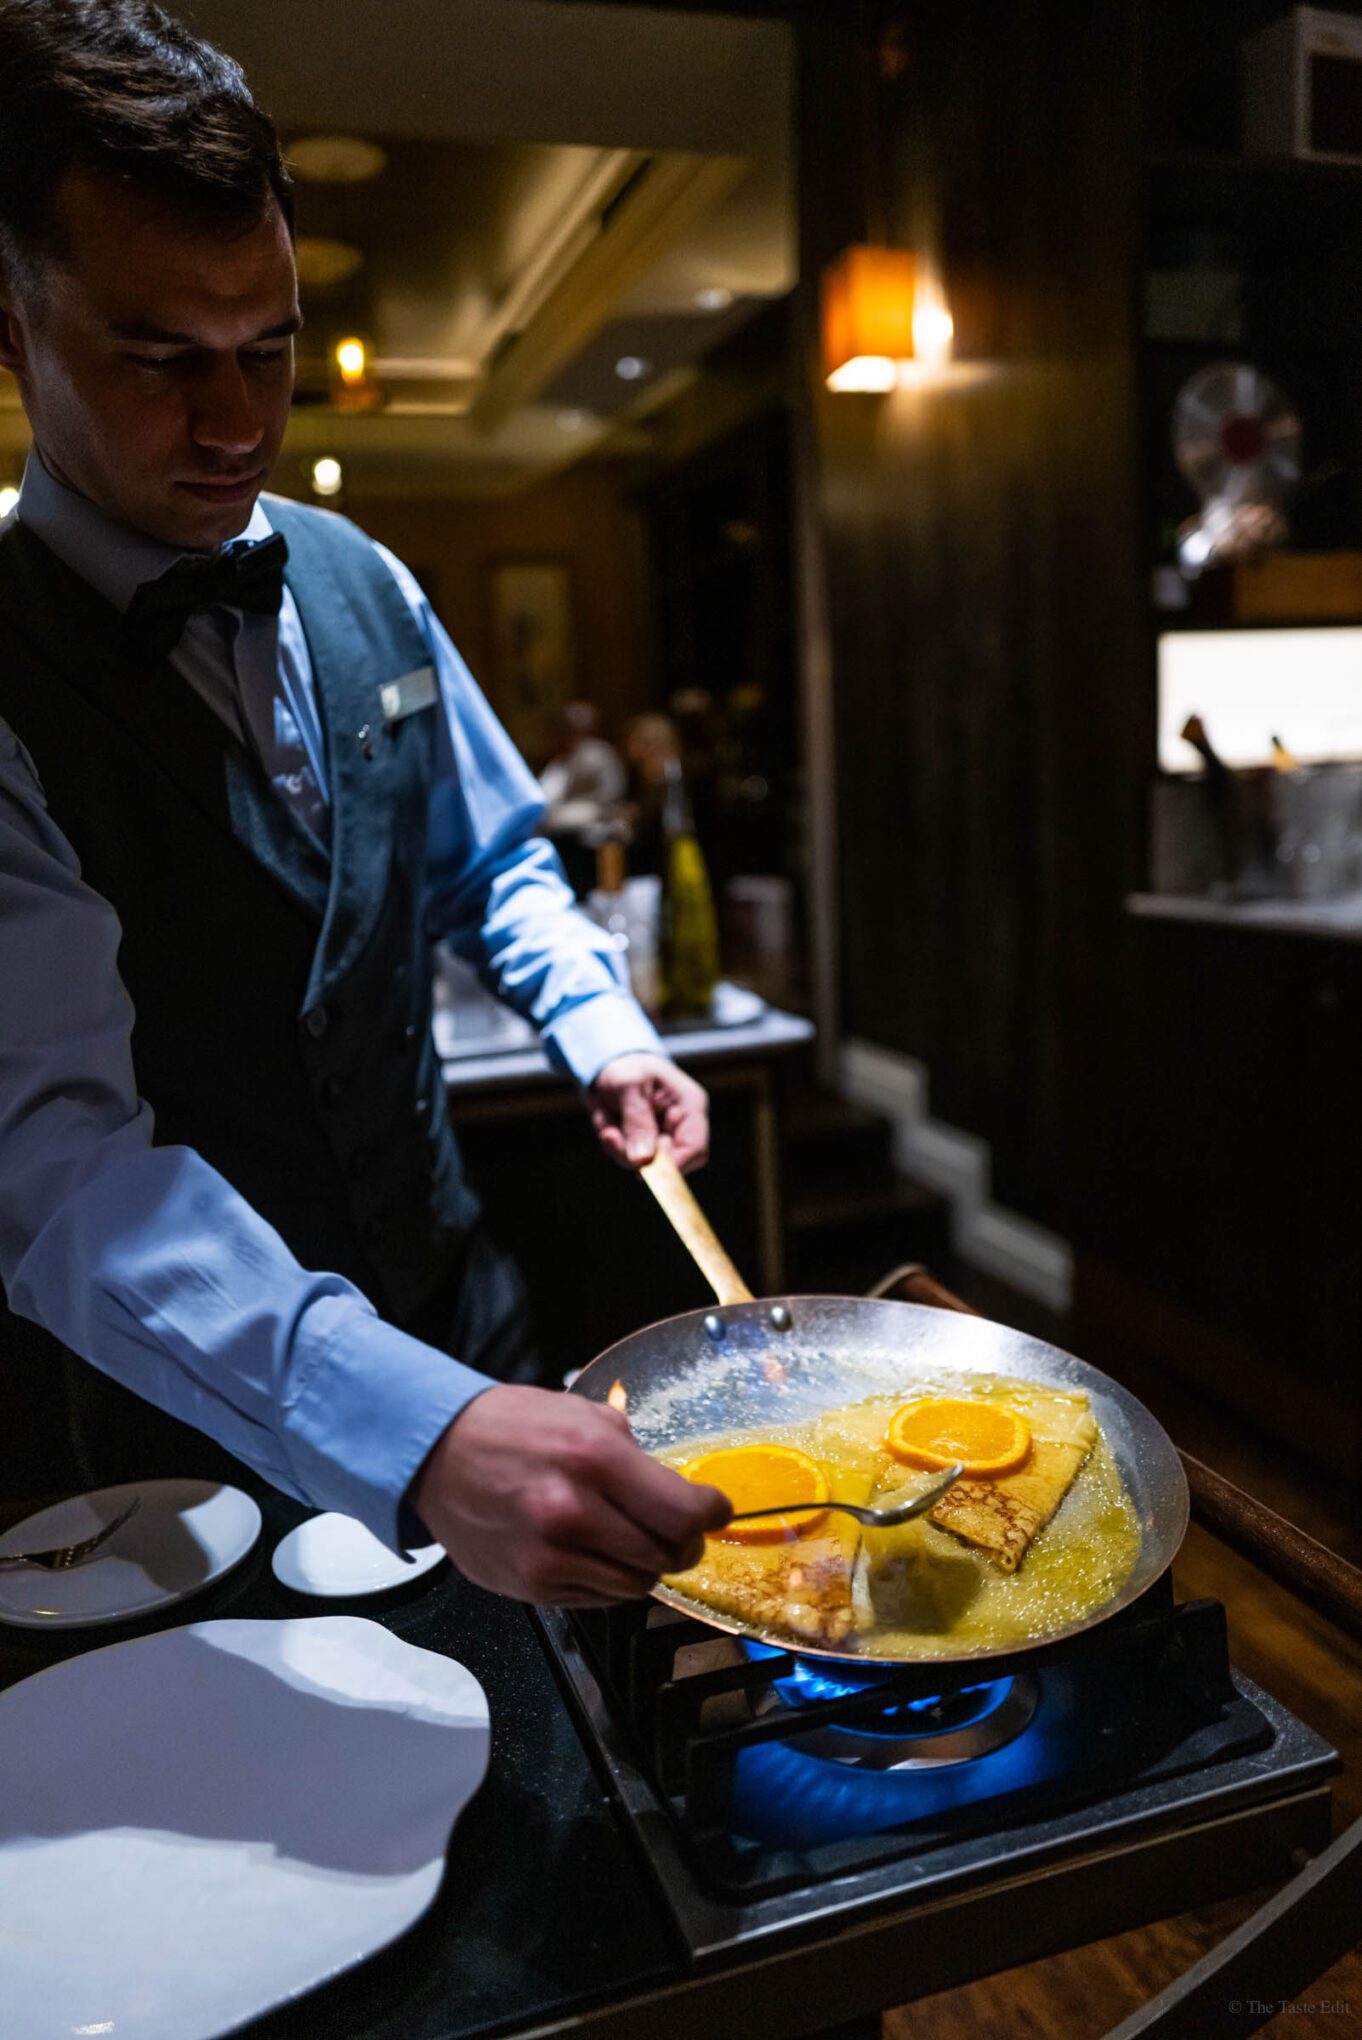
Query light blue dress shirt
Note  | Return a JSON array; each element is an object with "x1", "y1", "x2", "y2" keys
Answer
[{"x1": 0, "y1": 454, "x2": 663, "y2": 1547}]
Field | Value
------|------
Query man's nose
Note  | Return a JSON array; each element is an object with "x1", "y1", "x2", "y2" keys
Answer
[{"x1": 190, "y1": 359, "x2": 263, "y2": 459}]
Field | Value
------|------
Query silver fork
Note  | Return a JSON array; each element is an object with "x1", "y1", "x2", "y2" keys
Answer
[
  {"x1": 727, "y1": 1463, "x2": 964, "y2": 1528},
  {"x1": 0, "y1": 1497, "x2": 142, "y2": 1573}
]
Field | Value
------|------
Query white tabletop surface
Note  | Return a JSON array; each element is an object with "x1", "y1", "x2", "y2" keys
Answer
[
  {"x1": 1127, "y1": 888, "x2": 1362, "y2": 942},
  {"x1": 438, "y1": 998, "x2": 814, "y2": 1092}
]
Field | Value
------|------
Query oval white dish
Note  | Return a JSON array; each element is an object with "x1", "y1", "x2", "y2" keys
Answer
[{"x1": 0, "y1": 1614, "x2": 490, "y2": 2039}]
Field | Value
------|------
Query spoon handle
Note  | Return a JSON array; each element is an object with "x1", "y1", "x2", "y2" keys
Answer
[
  {"x1": 727, "y1": 1499, "x2": 868, "y2": 1523},
  {"x1": 727, "y1": 1467, "x2": 963, "y2": 1528}
]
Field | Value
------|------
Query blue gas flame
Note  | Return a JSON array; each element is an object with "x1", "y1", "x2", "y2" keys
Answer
[{"x1": 731, "y1": 1642, "x2": 1053, "y2": 1848}]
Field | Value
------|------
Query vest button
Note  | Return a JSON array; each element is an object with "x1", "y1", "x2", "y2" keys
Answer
[
  {"x1": 413, "y1": 1095, "x2": 431, "y2": 1125},
  {"x1": 321, "y1": 1073, "x2": 347, "y2": 1107},
  {"x1": 304, "y1": 1005, "x2": 330, "y2": 1040}
]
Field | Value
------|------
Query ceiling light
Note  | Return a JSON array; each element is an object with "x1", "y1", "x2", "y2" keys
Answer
[
  {"x1": 695, "y1": 286, "x2": 733, "y2": 312},
  {"x1": 614, "y1": 355, "x2": 650, "y2": 382},
  {"x1": 295, "y1": 237, "x2": 365, "y2": 288},
  {"x1": 557, "y1": 409, "x2": 588, "y2": 432},
  {"x1": 0, "y1": 485, "x2": 18, "y2": 519},
  {"x1": 287, "y1": 134, "x2": 388, "y2": 185},
  {"x1": 310, "y1": 457, "x2": 344, "y2": 498}
]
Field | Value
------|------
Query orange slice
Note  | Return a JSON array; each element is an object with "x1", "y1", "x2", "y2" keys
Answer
[
  {"x1": 885, "y1": 1397, "x2": 1032, "y2": 1477},
  {"x1": 686, "y1": 1444, "x2": 830, "y2": 1543}
]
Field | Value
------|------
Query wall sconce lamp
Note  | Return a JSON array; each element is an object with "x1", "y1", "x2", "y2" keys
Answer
[
  {"x1": 331, "y1": 335, "x2": 382, "y2": 413},
  {"x1": 820, "y1": 245, "x2": 954, "y2": 391}
]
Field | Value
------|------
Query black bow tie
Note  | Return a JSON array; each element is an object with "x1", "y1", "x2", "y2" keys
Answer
[{"x1": 126, "y1": 531, "x2": 289, "y2": 658}]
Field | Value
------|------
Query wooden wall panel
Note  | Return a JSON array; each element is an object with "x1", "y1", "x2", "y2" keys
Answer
[{"x1": 798, "y1": 0, "x2": 1148, "y2": 1230}]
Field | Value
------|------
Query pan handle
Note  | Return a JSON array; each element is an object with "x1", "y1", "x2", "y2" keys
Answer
[{"x1": 639, "y1": 1148, "x2": 755, "y2": 1306}]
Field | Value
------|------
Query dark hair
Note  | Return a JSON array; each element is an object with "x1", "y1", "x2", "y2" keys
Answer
[{"x1": 0, "y1": 0, "x2": 293, "y2": 289}]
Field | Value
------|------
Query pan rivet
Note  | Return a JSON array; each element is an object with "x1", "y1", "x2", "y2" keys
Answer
[
  {"x1": 704, "y1": 1314, "x2": 725, "y2": 1343},
  {"x1": 767, "y1": 1304, "x2": 792, "y2": 1333}
]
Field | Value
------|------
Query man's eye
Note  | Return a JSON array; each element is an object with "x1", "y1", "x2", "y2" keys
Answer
[
  {"x1": 129, "y1": 354, "x2": 178, "y2": 371},
  {"x1": 244, "y1": 348, "x2": 288, "y2": 367}
]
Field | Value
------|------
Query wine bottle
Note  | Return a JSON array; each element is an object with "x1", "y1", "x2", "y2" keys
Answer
[{"x1": 660, "y1": 757, "x2": 719, "y2": 1018}]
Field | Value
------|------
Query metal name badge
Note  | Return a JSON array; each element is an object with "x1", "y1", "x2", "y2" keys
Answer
[{"x1": 378, "y1": 664, "x2": 439, "y2": 724}]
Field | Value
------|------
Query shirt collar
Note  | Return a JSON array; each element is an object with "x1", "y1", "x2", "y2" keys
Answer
[{"x1": 14, "y1": 450, "x2": 274, "y2": 617}]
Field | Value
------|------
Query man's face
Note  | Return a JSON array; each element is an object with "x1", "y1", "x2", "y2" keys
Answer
[{"x1": 0, "y1": 167, "x2": 299, "y2": 551}]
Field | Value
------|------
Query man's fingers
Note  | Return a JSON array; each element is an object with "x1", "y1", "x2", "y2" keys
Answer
[
  {"x1": 594, "y1": 1124, "x2": 632, "y2": 1169},
  {"x1": 601, "y1": 1445, "x2": 731, "y2": 1548},
  {"x1": 539, "y1": 1550, "x2": 658, "y2": 1604},
  {"x1": 665, "y1": 1100, "x2": 709, "y2": 1173},
  {"x1": 563, "y1": 1489, "x2": 698, "y2": 1578},
  {"x1": 656, "y1": 1076, "x2": 709, "y2": 1173},
  {"x1": 619, "y1": 1085, "x2": 659, "y2": 1166}
]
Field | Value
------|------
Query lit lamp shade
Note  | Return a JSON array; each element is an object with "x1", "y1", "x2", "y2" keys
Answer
[
  {"x1": 820, "y1": 245, "x2": 917, "y2": 392},
  {"x1": 330, "y1": 336, "x2": 382, "y2": 413}
]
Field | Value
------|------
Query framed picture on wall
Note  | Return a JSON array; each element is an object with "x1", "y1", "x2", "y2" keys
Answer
[{"x1": 486, "y1": 557, "x2": 577, "y2": 760}]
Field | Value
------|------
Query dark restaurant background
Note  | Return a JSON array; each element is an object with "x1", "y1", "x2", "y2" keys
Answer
[
  {"x1": 5, "y1": 4, "x2": 1362, "y2": 2037},
  {"x1": 0, "y1": 0, "x2": 1354, "y2": 1457},
  {"x1": 3, "y1": 0, "x2": 1361, "y2": 1505}
]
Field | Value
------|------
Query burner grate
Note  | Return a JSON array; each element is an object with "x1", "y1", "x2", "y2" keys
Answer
[
  {"x1": 569, "y1": 1587, "x2": 1277, "y2": 1900},
  {"x1": 538, "y1": 1591, "x2": 1338, "y2": 1971}
]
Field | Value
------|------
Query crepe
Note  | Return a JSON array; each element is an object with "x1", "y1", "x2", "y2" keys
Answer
[
  {"x1": 918, "y1": 1387, "x2": 1096, "y2": 1574},
  {"x1": 666, "y1": 1510, "x2": 862, "y2": 1648},
  {"x1": 663, "y1": 1382, "x2": 1103, "y2": 1649},
  {"x1": 662, "y1": 1406, "x2": 886, "y2": 1648}
]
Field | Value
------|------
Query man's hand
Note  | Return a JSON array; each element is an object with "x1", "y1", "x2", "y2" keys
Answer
[
  {"x1": 590, "y1": 1053, "x2": 709, "y2": 1173},
  {"x1": 410, "y1": 1386, "x2": 730, "y2": 1605}
]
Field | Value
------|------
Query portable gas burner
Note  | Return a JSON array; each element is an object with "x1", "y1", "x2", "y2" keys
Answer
[
  {"x1": 537, "y1": 1575, "x2": 1336, "y2": 1977},
  {"x1": 534, "y1": 1266, "x2": 1352, "y2": 2025}
]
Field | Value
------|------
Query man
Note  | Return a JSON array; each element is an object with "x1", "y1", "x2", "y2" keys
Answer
[
  {"x1": 538, "y1": 701, "x2": 628, "y2": 894},
  {"x1": 0, "y1": 0, "x2": 727, "y2": 1602}
]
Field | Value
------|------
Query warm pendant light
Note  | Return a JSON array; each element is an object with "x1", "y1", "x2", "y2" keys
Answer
[{"x1": 820, "y1": 245, "x2": 917, "y2": 392}]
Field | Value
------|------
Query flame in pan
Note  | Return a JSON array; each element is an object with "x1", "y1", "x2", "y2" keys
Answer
[{"x1": 607, "y1": 1379, "x2": 629, "y2": 1413}]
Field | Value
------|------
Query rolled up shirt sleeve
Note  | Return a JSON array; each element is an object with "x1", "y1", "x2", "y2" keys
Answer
[
  {"x1": 0, "y1": 725, "x2": 488, "y2": 1549},
  {"x1": 371, "y1": 544, "x2": 665, "y2": 1088}
]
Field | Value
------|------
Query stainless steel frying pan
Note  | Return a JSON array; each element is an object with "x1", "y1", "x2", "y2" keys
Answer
[{"x1": 569, "y1": 1248, "x2": 1189, "y2": 1667}]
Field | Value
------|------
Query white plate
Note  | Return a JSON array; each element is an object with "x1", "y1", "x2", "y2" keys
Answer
[
  {"x1": 0, "y1": 1615, "x2": 490, "y2": 2040},
  {"x1": 273, "y1": 1512, "x2": 445, "y2": 1598},
  {"x1": 0, "y1": 1480, "x2": 261, "y2": 1629}
]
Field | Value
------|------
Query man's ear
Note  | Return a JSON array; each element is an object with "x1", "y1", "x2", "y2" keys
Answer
[{"x1": 0, "y1": 291, "x2": 30, "y2": 379}]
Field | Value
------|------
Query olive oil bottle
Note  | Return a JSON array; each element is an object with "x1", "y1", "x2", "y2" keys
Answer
[{"x1": 659, "y1": 756, "x2": 719, "y2": 1018}]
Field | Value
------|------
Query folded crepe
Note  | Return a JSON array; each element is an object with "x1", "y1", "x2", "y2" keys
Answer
[
  {"x1": 916, "y1": 1387, "x2": 1096, "y2": 1574},
  {"x1": 662, "y1": 1405, "x2": 889, "y2": 1649},
  {"x1": 662, "y1": 1385, "x2": 1099, "y2": 1648}
]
